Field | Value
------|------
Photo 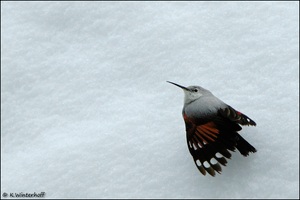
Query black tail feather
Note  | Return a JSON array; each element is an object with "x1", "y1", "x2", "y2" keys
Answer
[{"x1": 236, "y1": 134, "x2": 257, "y2": 156}]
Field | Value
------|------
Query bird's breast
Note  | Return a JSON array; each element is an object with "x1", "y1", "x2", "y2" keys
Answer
[{"x1": 183, "y1": 97, "x2": 226, "y2": 120}]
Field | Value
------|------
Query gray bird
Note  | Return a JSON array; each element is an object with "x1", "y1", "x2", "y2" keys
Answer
[{"x1": 167, "y1": 81, "x2": 257, "y2": 176}]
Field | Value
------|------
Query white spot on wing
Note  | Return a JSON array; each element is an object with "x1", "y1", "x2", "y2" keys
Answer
[
  {"x1": 192, "y1": 143, "x2": 198, "y2": 150},
  {"x1": 203, "y1": 161, "x2": 210, "y2": 168},
  {"x1": 215, "y1": 152, "x2": 223, "y2": 158},
  {"x1": 196, "y1": 160, "x2": 201, "y2": 166},
  {"x1": 197, "y1": 143, "x2": 202, "y2": 148},
  {"x1": 210, "y1": 158, "x2": 218, "y2": 165}
]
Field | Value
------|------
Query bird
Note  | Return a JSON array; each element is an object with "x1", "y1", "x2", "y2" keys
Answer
[{"x1": 167, "y1": 81, "x2": 257, "y2": 176}]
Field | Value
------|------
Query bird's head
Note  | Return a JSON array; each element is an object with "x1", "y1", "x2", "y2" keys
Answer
[{"x1": 167, "y1": 81, "x2": 212, "y2": 105}]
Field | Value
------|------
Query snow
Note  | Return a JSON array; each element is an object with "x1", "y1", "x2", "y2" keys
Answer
[{"x1": 1, "y1": 1, "x2": 299, "y2": 198}]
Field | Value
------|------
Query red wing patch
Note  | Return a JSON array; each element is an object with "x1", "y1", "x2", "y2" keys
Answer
[
  {"x1": 195, "y1": 122, "x2": 220, "y2": 144},
  {"x1": 183, "y1": 113, "x2": 220, "y2": 148}
]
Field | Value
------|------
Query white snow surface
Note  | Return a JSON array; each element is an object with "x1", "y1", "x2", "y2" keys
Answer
[{"x1": 1, "y1": 1, "x2": 299, "y2": 199}]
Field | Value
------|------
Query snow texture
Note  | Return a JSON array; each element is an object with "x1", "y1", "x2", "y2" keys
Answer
[{"x1": 1, "y1": 1, "x2": 299, "y2": 199}]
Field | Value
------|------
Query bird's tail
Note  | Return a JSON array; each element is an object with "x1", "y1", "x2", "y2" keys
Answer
[{"x1": 236, "y1": 134, "x2": 257, "y2": 156}]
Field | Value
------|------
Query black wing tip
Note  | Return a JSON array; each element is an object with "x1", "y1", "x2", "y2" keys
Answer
[
  {"x1": 247, "y1": 118, "x2": 257, "y2": 126},
  {"x1": 219, "y1": 106, "x2": 257, "y2": 126},
  {"x1": 194, "y1": 157, "x2": 226, "y2": 177}
]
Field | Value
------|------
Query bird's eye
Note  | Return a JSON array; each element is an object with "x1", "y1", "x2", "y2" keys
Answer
[{"x1": 193, "y1": 89, "x2": 198, "y2": 92}]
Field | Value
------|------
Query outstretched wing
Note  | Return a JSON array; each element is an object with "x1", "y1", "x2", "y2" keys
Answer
[
  {"x1": 219, "y1": 106, "x2": 256, "y2": 126},
  {"x1": 183, "y1": 106, "x2": 256, "y2": 176}
]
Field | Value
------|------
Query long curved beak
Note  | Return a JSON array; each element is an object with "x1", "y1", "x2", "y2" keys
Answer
[{"x1": 167, "y1": 81, "x2": 190, "y2": 91}]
